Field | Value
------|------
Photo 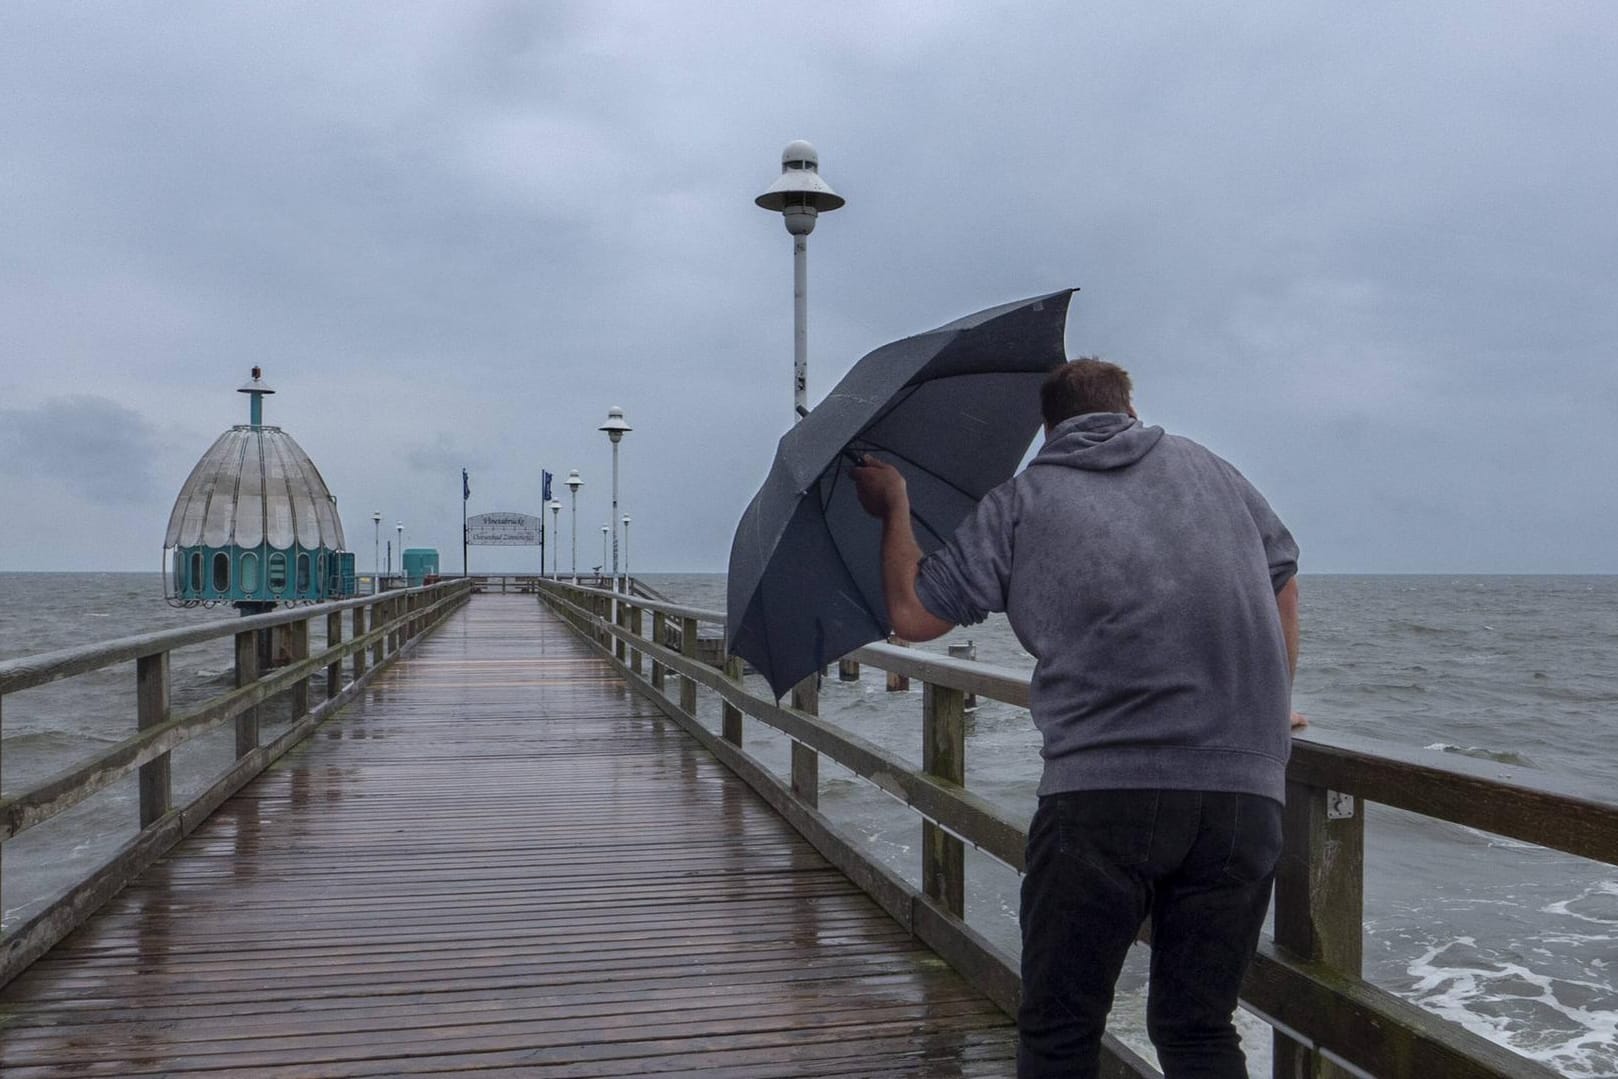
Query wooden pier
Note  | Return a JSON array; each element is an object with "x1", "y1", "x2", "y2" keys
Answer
[
  {"x1": 0, "y1": 596, "x2": 1016, "y2": 1077},
  {"x1": 4, "y1": 579, "x2": 1616, "y2": 1077}
]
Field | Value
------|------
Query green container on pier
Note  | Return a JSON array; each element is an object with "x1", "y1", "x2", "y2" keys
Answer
[{"x1": 402, "y1": 548, "x2": 439, "y2": 587}]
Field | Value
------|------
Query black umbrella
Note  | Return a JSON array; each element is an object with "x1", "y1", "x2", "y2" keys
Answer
[{"x1": 726, "y1": 289, "x2": 1074, "y2": 698}]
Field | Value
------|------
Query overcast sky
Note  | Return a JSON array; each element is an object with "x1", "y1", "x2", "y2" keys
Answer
[{"x1": 2, "y1": 2, "x2": 1614, "y2": 575}]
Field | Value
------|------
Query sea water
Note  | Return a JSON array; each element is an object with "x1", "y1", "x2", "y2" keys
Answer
[{"x1": 1, "y1": 573, "x2": 1614, "y2": 1075}]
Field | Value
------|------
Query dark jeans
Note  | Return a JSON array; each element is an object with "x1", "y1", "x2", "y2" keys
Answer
[{"x1": 1017, "y1": 789, "x2": 1282, "y2": 1079}]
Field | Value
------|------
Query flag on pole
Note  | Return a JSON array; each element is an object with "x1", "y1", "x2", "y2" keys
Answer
[
  {"x1": 542, "y1": 469, "x2": 553, "y2": 504},
  {"x1": 462, "y1": 468, "x2": 470, "y2": 501}
]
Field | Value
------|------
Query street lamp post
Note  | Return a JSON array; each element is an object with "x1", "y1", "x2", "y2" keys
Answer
[
  {"x1": 396, "y1": 522, "x2": 404, "y2": 583},
  {"x1": 755, "y1": 140, "x2": 844, "y2": 423},
  {"x1": 601, "y1": 526, "x2": 609, "y2": 578},
  {"x1": 565, "y1": 471, "x2": 583, "y2": 581},
  {"x1": 598, "y1": 407, "x2": 632, "y2": 590},
  {"x1": 622, "y1": 515, "x2": 631, "y2": 583},
  {"x1": 549, "y1": 500, "x2": 562, "y2": 577},
  {"x1": 371, "y1": 511, "x2": 382, "y2": 594}
]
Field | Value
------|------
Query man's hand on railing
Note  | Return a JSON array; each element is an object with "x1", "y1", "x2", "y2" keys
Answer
[{"x1": 1291, "y1": 711, "x2": 1309, "y2": 731}]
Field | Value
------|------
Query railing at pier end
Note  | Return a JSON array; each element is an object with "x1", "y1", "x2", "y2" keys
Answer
[
  {"x1": 0, "y1": 578, "x2": 472, "y2": 985},
  {"x1": 538, "y1": 579, "x2": 1615, "y2": 1079}
]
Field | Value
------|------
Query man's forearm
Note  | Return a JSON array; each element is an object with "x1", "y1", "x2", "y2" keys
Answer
[
  {"x1": 880, "y1": 498, "x2": 951, "y2": 642},
  {"x1": 1276, "y1": 577, "x2": 1299, "y2": 681}
]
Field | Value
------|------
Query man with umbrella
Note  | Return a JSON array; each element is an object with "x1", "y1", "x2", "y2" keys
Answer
[{"x1": 851, "y1": 358, "x2": 1301, "y2": 1078}]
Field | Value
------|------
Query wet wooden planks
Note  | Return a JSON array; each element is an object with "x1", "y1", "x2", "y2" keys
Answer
[{"x1": 0, "y1": 595, "x2": 1016, "y2": 1076}]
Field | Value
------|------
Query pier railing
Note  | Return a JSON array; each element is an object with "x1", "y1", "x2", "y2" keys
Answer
[
  {"x1": 539, "y1": 580, "x2": 1612, "y2": 1079},
  {"x1": 0, "y1": 578, "x2": 472, "y2": 986}
]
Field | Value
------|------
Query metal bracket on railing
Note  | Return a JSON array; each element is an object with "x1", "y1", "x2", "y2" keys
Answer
[{"x1": 1327, "y1": 790, "x2": 1356, "y2": 820}]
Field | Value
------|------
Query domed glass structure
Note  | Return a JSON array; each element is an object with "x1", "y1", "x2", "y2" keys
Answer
[{"x1": 165, "y1": 368, "x2": 354, "y2": 610}]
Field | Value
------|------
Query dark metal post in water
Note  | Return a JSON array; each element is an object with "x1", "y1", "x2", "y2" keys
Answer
[{"x1": 947, "y1": 641, "x2": 978, "y2": 709}]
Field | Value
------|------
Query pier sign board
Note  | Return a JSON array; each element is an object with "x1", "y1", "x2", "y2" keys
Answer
[{"x1": 465, "y1": 512, "x2": 544, "y2": 546}]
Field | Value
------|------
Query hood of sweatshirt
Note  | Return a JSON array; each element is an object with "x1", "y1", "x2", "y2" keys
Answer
[{"x1": 1032, "y1": 412, "x2": 1165, "y2": 472}]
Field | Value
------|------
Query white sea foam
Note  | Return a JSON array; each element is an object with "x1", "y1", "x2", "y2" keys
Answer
[
  {"x1": 1408, "y1": 936, "x2": 1618, "y2": 1075},
  {"x1": 1542, "y1": 879, "x2": 1618, "y2": 925}
]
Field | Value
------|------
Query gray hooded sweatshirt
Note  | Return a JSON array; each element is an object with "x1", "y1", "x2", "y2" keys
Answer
[{"x1": 914, "y1": 413, "x2": 1298, "y2": 803}]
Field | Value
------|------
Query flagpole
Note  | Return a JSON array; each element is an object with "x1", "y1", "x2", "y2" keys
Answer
[{"x1": 461, "y1": 468, "x2": 469, "y2": 580}]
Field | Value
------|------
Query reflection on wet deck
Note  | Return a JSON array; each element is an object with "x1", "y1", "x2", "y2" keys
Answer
[{"x1": 0, "y1": 596, "x2": 1016, "y2": 1076}]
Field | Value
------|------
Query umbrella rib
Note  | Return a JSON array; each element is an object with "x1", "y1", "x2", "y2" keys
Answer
[
  {"x1": 822, "y1": 443, "x2": 956, "y2": 549},
  {"x1": 846, "y1": 440, "x2": 984, "y2": 505}
]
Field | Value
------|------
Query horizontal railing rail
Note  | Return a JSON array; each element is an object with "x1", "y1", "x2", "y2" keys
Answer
[
  {"x1": 539, "y1": 579, "x2": 1595, "y2": 1079},
  {"x1": 0, "y1": 578, "x2": 472, "y2": 986}
]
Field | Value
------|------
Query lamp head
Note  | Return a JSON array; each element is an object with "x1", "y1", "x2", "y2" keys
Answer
[
  {"x1": 755, "y1": 140, "x2": 844, "y2": 236},
  {"x1": 565, "y1": 469, "x2": 582, "y2": 492},
  {"x1": 598, "y1": 405, "x2": 632, "y2": 444}
]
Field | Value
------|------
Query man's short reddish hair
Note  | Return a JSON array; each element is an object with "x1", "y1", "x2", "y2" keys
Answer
[{"x1": 1040, "y1": 358, "x2": 1134, "y2": 428}]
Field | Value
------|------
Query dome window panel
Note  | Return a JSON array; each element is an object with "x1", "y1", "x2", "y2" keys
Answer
[
  {"x1": 268, "y1": 552, "x2": 288, "y2": 594},
  {"x1": 211, "y1": 552, "x2": 231, "y2": 594},
  {"x1": 296, "y1": 553, "x2": 311, "y2": 594},
  {"x1": 240, "y1": 552, "x2": 261, "y2": 594}
]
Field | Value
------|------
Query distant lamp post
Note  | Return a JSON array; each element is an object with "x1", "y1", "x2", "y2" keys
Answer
[
  {"x1": 549, "y1": 500, "x2": 562, "y2": 577},
  {"x1": 600, "y1": 526, "x2": 609, "y2": 578},
  {"x1": 755, "y1": 139, "x2": 844, "y2": 423},
  {"x1": 565, "y1": 470, "x2": 583, "y2": 581},
  {"x1": 372, "y1": 511, "x2": 382, "y2": 593},
  {"x1": 622, "y1": 515, "x2": 632, "y2": 583},
  {"x1": 598, "y1": 406, "x2": 632, "y2": 590},
  {"x1": 396, "y1": 522, "x2": 404, "y2": 581}
]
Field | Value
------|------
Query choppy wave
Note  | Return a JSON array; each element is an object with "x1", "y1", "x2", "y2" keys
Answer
[
  {"x1": 1408, "y1": 933, "x2": 1618, "y2": 1075},
  {"x1": 1426, "y1": 742, "x2": 1541, "y2": 767}
]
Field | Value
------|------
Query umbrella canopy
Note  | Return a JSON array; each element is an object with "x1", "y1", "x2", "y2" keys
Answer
[{"x1": 726, "y1": 289, "x2": 1075, "y2": 698}]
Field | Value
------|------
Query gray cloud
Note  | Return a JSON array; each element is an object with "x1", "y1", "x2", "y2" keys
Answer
[{"x1": 0, "y1": 396, "x2": 168, "y2": 504}]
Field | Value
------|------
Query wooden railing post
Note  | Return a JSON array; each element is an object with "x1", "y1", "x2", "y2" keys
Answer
[
  {"x1": 136, "y1": 652, "x2": 172, "y2": 828},
  {"x1": 0, "y1": 695, "x2": 5, "y2": 899},
  {"x1": 721, "y1": 655, "x2": 744, "y2": 746},
  {"x1": 1273, "y1": 780, "x2": 1365, "y2": 1079},
  {"x1": 923, "y1": 681, "x2": 967, "y2": 918},
  {"x1": 288, "y1": 618, "x2": 310, "y2": 721},
  {"x1": 838, "y1": 657, "x2": 860, "y2": 681},
  {"x1": 651, "y1": 611, "x2": 667, "y2": 691},
  {"x1": 370, "y1": 599, "x2": 384, "y2": 667},
  {"x1": 629, "y1": 606, "x2": 643, "y2": 676},
  {"x1": 234, "y1": 629, "x2": 260, "y2": 757},
  {"x1": 614, "y1": 599, "x2": 627, "y2": 662},
  {"x1": 790, "y1": 675, "x2": 820, "y2": 808},
  {"x1": 679, "y1": 616, "x2": 699, "y2": 715},
  {"x1": 325, "y1": 610, "x2": 343, "y2": 701},
  {"x1": 350, "y1": 607, "x2": 367, "y2": 681}
]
